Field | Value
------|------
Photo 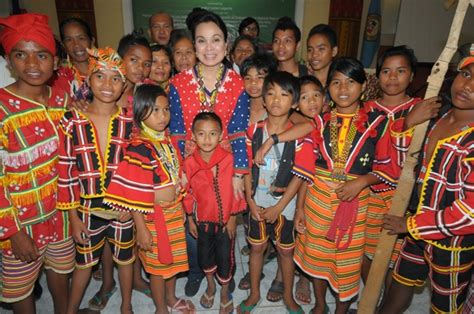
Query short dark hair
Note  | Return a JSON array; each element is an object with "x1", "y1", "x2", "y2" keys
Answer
[
  {"x1": 231, "y1": 35, "x2": 258, "y2": 57},
  {"x1": 307, "y1": 24, "x2": 337, "y2": 48},
  {"x1": 376, "y1": 45, "x2": 417, "y2": 76},
  {"x1": 192, "y1": 112, "x2": 223, "y2": 132},
  {"x1": 190, "y1": 10, "x2": 228, "y2": 42},
  {"x1": 328, "y1": 57, "x2": 366, "y2": 86},
  {"x1": 117, "y1": 31, "x2": 151, "y2": 58},
  {"x1": 238, "y1": 17, "x2": 260, "y2": 36},
  {"x1": 150, "y1": 44, "x2": 171, "y2": 58},
  {"x1": 299, "y1": 75, "x2": 324, "y2": 93},
  {"x1": 240, "y1": 53, "x2": 278, "y2": 77},
  {"x1": 272, "y1": 17, "x2": 301, "y2": 43},
  {"x1": 263, "y1": 71, "x2": 300, "y2": 104},
  {"x1": 133, "y1": 84, "x2": 168, "y2": 128},
  {"x1": 169, "y1": 28, "x2": 193, "y2": 52},
  {"x1": 59, "y1": 17, "x2": 94, "y2": 42}
]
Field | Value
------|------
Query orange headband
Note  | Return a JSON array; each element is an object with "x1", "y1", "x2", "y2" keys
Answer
[{"x1": 87, "y1": 47, "x2": 126, "y2": 81}]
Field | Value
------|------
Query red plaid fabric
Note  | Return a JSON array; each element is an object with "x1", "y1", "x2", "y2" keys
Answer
[{"x1": 57, "y1": 108, "x2": 132, "y2": 212}]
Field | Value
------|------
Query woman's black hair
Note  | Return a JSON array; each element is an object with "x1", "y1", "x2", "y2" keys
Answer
[
  {"x1": 299, "y1": 75, "x2": 324, "y2": 93},
  {"x1": 150, "y1": 44, "x2": 171, "y2": 58},
  {"x1": 327, "y1": 57, "x2": 366, "y2": 86},
  {"x1": 117, "y1": 31, "x2": 151, "y2": 58},
  {"x1": 272, "y1": 17, "x2": 301, "y2": 43},
  {"x1": 376, "y1": 45, "x2": 417, "y2": 77},
  {"x1": 238, "y1": 17, "x2": 260, "y2": 36},
  {"x1": 169, "y1": 29, "x2": 193, "y2": 52},
  {"x1": 230, "y1": 35, "x2": 258, "y2": 57},
  {"x1": 190, "y1": 10, "x2": 228, "y2": 42},
  {"x1": 191, "y1": 112, "x2": 223, "y2": 132},
  {"x1": 240, "y1": 53, "x2": 278, "y2": 77},
  {"x1": 263, "y1": 71, "x2": 300, "y2": 104},
  {"x1": 307, "y1": 24, "x2": 337, "y2": 48},
  {"x1": 185, "y1": 7, "x2": 208, "y2": 31},
  {"x1": 133, "y1": 84, "x2": 168, "y2": 128},
  {"x1": 59, "y1": 17, "x2": 94, "y2": 42}
]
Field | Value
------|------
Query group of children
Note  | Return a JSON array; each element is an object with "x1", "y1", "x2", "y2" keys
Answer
[{"x1": 0, "y1": 9, "x2": 473, "y2": 314}]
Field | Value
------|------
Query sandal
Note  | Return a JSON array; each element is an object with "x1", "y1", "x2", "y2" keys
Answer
[
  {"x1": 219, "y1": 295, "x2": 233, "y2": 314},
  {"x1": 287, "y1": 306, "x2": 304, "y2": 314},
  {"x1": 133, "y1": 287, "x2": 152, "y2": 298},
  {"x1": 169, "y1": 298, "x2": 194, "y2": 313},
  {"x1": 88, "y1": 286, "x2": 117, "y2": 311},
  {"x1": 310, "y1": 304, "x2": 330, "y2": 314},
  {"x1": 295, "y1": 277, "x2": 311, "y2": 304},
  {"x1": 238, "y1": 272, "x2": 265, "y2": 290},
  {"x1": 266, "y1": 279, "x2": 284, "y2": 302},
  {"x1": 237, "y1": 300, "x2": 258, "y2": 314},
  {"x1": 199, "y1": 290, "x2": 216, "y2": 309}
]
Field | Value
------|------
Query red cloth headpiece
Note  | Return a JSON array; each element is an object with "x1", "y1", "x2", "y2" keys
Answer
[{"x1": 0, "y1": 13, "x2": 56, "y2": 55}]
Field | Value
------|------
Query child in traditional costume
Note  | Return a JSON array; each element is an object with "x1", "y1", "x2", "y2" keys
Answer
[
  {"x1": 382, "y1": 44, "x2": 474, "y2": 314},
  {"x1": 361, "y1": 46, "x2": 442, "y2": 307},
  {"x1": 104, "y1": 84, "x2": 195, "y2": 313},
  {"x1": 257, "y1": 58, "x2": 399, "y2": 313},
  {"x1": 239, "y1": 71, "x2": 307, "y2": 314},
  {"x1": 57, "y1": 46, "x2": 136, "y2": 314},
  {"x1": 0, "y1": 13, "x2": 74, "y2": 313},
  {"x1": 183, "y1": 112, "x2": 246, "y2": 313}
]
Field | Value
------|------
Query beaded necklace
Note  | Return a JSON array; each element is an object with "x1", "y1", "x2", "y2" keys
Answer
[
  {"x1": 329, "y1": 108, "x2": 359, "y2": 181},
  {"x1": 140, "y1": 122, "x2": 180, "y2": 184},
  {"x1": 196, "y1": 63, "x2": 225, "y2": 112}
]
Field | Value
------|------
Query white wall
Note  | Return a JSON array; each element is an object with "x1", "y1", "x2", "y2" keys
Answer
[{"x1": 394, "y1": 0, "x2": 474, "y2": 62}]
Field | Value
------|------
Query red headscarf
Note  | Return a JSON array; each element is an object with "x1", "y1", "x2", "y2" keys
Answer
[{"x1": 0, "y1": 13, "x2": 56, "y2": 55}]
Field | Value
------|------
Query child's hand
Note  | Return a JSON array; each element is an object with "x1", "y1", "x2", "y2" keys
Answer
[
  {"x1": 294, "y1": 209, "x2": 306, "y2": 234},
  {"x1": 180, "y1": 172, "x2": 188, "y2": 189},
  {"x1": 10, "y1": 229, "x2": 40, "y2": 262},
  {"x1": 260, "y1": 205, "x2": 281, "y2": 224},
  {"x1": 404, "y1": 96, "x2": 441, "y2": 129},
  {"x1": 136, "y1": 228, "x2": 153, "y2": 252},
  {"x1": 225, "y1": 216, "x2": 237, "y2": 240},
  {"x1": 383, "y1": 214, "x2": 408, "y2": 235},
  {"x1": 68, "y1": 99, "x2": 89, "y2": 112},
  {"x1": 335, "y1": 178, "x2": 366, "y2": 202},
  {"x1": 188, "y1": 218, "x2": 198, "y2": 238},
  {"x1": 71, "y1": 216, "x2": 90, "y2": 245},
  {"x1": 249, "y1": 202, "x2": 263, "y2": 221},
  {"x1": 118, "y1": 211, "x2": 132, "y2": 222},
  {"x1": 254, "y1": 138, "x2": 273, "y2": 166},
  {"x1": 232, "y1": 176, "x2": 245, "y2": 200}
]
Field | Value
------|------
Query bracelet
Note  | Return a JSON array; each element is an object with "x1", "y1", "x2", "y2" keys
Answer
[{"x1": 271, "y1": 133, "x2": 279, "y2": 144}]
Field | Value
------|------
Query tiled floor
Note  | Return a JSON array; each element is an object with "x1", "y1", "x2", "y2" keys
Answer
[{"x1": 4, "y1": 225, "x2": 430, "y2": 313}]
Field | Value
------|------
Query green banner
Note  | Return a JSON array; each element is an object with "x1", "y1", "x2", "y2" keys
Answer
[{"x1": 132, "y1": 0, "x2": 296, "y2": 44}]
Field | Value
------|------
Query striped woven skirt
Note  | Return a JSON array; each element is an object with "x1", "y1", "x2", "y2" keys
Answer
[
  {"x1": 140, "y1": 201, "x2": 189, "y2": 279},
  {"x1": 365, "y1": 190, "x2": 402, "y2": 267},
  {"x1": 294, "y1": 175, "x2": 369, "y2": 301}
]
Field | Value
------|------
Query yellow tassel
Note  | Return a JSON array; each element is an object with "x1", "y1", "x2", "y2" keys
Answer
[
  {"x1": 0, "y1": 206, "x2": 16, "y2": 218},
  {"x1": 47, "y1": 109, "x2": 66, "y2": 124},
  {"x1": 10, "y1": 182, "x2": 57, "y2": 207},
  {"x1": 2, "y1": 110, "x2": 49, "y2": 134},
  {"x1": 6, "y1": 158, "x2": 57, "y2": 185}
]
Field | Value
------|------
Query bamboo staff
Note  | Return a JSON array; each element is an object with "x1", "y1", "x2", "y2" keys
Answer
[{"x1": 358, "y1": 1, "x2": 473, "y2": 312}]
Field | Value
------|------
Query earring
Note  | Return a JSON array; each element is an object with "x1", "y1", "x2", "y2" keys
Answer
[
  {"x1": 329, "y1": 100, "x2": 335, "y2": 108},
  {"x1": 360, "y1": 93, "x2": 366, "y2": 102}
]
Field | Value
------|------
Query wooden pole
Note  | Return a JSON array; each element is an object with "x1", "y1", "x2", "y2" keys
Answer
[{"x1": 357, "y1": 1, "x2": 472, "y2": 313}]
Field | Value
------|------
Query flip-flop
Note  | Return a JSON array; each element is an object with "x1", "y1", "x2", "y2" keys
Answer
[
  {"x1": 287, "y1": 306, "x2": 304, "y2": 314},
  {"x1": 237, "y1": 300, "x2": 258, "y2": 314},
  {"x1": 266, "y1": 279, "x2": 284, "y2": 302},
  {"x1": 199, "y1": 290, "x2": 216, "y2": 309},
  {"x1": 238, "y1": 272, "x2": 265, "y2": 290},
  {"x1": 169, "y1": 298, "x2": 195, "y2": 313},
  {"x1": 133, "y1": 287, "x2": 152, "y2": 298},
  {"x1": 88, "y1": 286, "x2": 118, "y2": 311},
  {"x1": 295, "y1": 277, "x2": 312, "y2": 304},
  {"x1": 219, "y1": 294, "x2": 233, "y2": 314}
]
